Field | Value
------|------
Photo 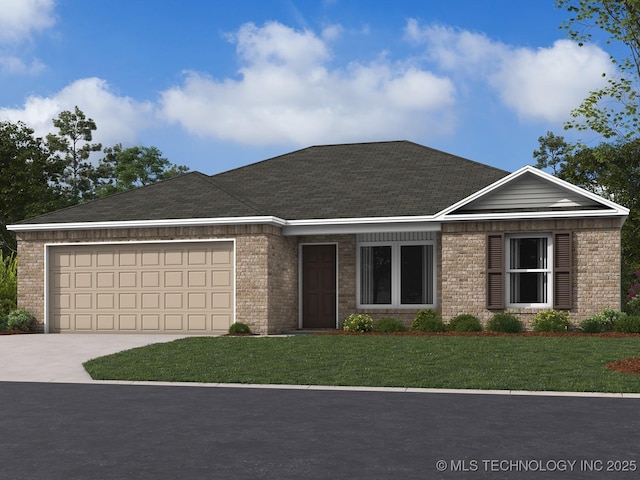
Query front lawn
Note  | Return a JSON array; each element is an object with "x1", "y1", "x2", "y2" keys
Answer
[{"x1": 83, "y1": 334, "x2": 640, "y2": 393}]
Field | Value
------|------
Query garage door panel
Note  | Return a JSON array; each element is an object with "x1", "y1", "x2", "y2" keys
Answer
[{"x1": 49, "y1": 242, "x2": 234, "y2": 333}]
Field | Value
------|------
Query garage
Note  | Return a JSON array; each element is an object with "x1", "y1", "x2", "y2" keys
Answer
[{"x1": 48, "y1": 241, "x2": 234, "y2": 333}]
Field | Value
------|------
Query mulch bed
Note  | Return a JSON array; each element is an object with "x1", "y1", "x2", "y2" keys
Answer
[{"x1": 606, "y1": 357, "x2": 640, "y2": 375}]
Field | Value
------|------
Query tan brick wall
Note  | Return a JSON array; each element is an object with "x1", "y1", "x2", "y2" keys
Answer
[
  {"x1": 441, "y1": 218, "x2": 623, "y2": 327},
  {"x1": 16, "y1": 224, "x2": 298, "y2": 334}
]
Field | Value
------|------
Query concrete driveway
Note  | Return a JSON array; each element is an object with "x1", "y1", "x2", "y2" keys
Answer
[{"x1": 0, "y1": 334, "x2": 188, "y2": 383}]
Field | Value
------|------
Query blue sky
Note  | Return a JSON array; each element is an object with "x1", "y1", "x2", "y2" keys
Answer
[{"x1": 0, "y1": 0, "x2": 618, "y2": 175}]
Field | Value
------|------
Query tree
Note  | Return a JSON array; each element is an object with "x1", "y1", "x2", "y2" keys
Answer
[
  {"x1": 534, "y1": 132, "x2": 640, "y2": 294},
  {"x1": 95, "y1": 144, "x2": 189, "y2": 197},
  {"x1": 46, "y1": 106, "x2": 102, "y2": 202},
  {"x1": 0, "y1": 121, "x2": 65, "y2": 255},
  {"x1": 556, "y1": 0, "x2": 640, "y2": 138}
]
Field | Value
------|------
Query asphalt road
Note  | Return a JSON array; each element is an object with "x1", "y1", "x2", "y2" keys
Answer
[{"x1": 1, "y1": 382, "x2": 639, "y2": 480}]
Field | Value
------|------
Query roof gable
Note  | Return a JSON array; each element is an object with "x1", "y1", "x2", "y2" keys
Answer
[{"x1": 439, "y1": 166, "x2": 629, "y2": 220}]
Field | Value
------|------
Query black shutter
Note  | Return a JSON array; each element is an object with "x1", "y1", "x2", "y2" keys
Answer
[
  {"x1": 553, "y1": 232, "x2": 573, "y2": 310},
  {"x1": 486, "y1": 233, "x2": 504, "y2": 309}
]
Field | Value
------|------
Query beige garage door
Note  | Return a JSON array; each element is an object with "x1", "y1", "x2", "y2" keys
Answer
[{"x1": 49, "y1": 241, "x2": 234, "y2": 333}]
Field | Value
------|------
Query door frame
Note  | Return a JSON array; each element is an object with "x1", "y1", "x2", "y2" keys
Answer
[{"x1": 298, "y1": 243, "x2": 339, "y2": 329}]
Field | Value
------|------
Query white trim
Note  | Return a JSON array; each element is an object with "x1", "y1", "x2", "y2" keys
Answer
[
  {"x1": 298, "y1": 243, "x2": 339, "y2": 329},
  {"x1": 8, "y1": 216, "x2": 287, "y2": 232},
  {"x1": 436, "y1": 166, "x2": 630, "y2": 219},
  {"x1": 44, "y1": 238, "x2": 236, "y2": 334},
  {"x1": 505, "y1": 233, "x2": 553, "y2": 309}
]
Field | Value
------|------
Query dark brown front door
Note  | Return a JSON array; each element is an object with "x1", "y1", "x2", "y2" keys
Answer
[{"x1": 302, "y1": 245, "x2": 337, "y2": 328}]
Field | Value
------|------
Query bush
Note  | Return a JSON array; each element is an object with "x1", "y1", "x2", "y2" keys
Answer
[
  {"x1": 342, "y1": 314, "x2": 373, "y2": 333},
  {"x1": 613, "y1": 315, "x2": 640, "y2": 334},
  {"x1": 448, "y1": 314, "x2": 483, "y2": 332},
  {"x1": 0, "y1": 253, "x2": 17, "y2": 317},
  {"x1": 486, "y1": 313, "x2": 523, "y2": 333},
  {"x1": 532, "y1": 309, "x2": 571, "y2": 332},
  {"x1": 580, "y1": 309, "x2": 626, "y2": 333},
  {"x1": 6, "y1": 309, "x2": 36, "y2": 332},
  {"x1": 411, "y1": 309, "x2": 446, "y2": 332},
  {"x1": 624, "y1": 297, "x2": 640, "y2": 316},
  {"x1": 373, "y1": 317, "x2": 407, "y2": 332},
  {"x1": 228, "y1": 322, "x2": 251, "y2": 335},
  {"x1": 0, "y1": 315, "x2": 7, "y2": 331}
]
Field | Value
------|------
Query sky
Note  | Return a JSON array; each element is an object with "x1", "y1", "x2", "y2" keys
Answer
[{"x1": 0, "y1": 0, "x2": 620, "y2": 175}]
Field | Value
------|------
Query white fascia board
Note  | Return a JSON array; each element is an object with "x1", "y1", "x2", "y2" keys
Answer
[
  {"x1": 441, "y1": 209, "x2": 629, "y2": 222},
  {"x1": 435, "y1": 165, "x2": 630, "y2": 219},
  {"x1": 7, "y1": 216, "x2": 288, "y2": 232},
  {"x1": 282, "y1": 215, "x2": 441, "y2": 236}
]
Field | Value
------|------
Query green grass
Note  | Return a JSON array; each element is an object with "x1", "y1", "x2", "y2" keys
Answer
[{"x1": 83, "y1": 335, "x2": 640, "y2": 393}]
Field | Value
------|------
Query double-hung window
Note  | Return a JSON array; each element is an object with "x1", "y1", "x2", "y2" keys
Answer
[
  {"x1": 506, "y1": 234, "x2": 552, "y2": 307},
  {"x1": 358, "y1": 236, "x2": 435, "y2": 308}
]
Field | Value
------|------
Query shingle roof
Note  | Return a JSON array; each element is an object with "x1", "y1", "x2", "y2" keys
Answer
[{"x1": 17, "y1": 141, "x2": 509, "y2": 224}]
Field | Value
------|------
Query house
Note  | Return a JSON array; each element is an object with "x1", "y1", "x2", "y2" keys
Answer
[{"x1": 8, "y1": 141, "x2": 629, "y2": 334}]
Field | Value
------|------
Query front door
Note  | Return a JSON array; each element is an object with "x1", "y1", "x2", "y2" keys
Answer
[{"x1": 302, "y1": 245, "x2": 337, "y2": 328}]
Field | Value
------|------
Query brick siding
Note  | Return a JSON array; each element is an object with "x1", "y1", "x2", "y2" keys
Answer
[{"x1": 441, "y1": 218, "x2": 623, "y2": 327}]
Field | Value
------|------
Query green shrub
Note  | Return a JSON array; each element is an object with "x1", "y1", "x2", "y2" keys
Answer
[
  {"x1": 342, "y1": 314, "x2": 373, "y2": 333},
  {"x1": 448, "y1": 314, "x2": 483, "y2": 332},
  {"x1": 486, "y1": 313, "x2": 523, "y2": 333},
  {"x1": 613, "y1": 315, "x2": 640, "y2": 334},
  {"x1": 624, "y1": 297, "x2": 640, "y2": 316},
  {"x1": 410, "y1": 309, "x2": 446, "y2": 332},
  {"x1": 6, "y1": 309, "x2": 36, "y2": 332},
  {"x1": 0, "y1": 315, "x2": 8, "y2": 331},
  {"x1": 532, "y1": 309, "x2": 571, "y2": 332},
  {"x1": 228, "y1": 322, "x2": 251, "y2": 335},
  {"x1": 373, "y1": 317, "x2": 407, "y2": 332},
  {"x1": 0, "y1": 253, "x2": 17, "y2": 317},
  {"x1": 580, "y1": 308, "x2": 626, "y2": 333}
]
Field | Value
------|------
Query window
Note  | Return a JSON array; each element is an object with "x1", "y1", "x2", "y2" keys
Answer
[
  {"x1": 506, "y1": 235, "x2": 551, "y2": 306},
  {"x1": 359, "y1": 241, "x2": 434, "y2": 308},
  {"x1": 486, "y1": 232, "x2": 572, "y2": 310}
]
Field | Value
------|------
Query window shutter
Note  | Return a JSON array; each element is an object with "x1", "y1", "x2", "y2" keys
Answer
[
  {"x1": 553, "y1": 232, "x2": 572, "y2": 310},
  {"x1": 486, "y1": 234, "x2": 504, "y2": 309}
]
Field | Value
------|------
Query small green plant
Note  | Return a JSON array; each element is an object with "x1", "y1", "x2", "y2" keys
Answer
[
  {"x1": 486, "y1": 313, "x2": 523, "y2": 333},
  {"x1": 6, "y1": 309, "x2": 36, "y2": 332},
  {"x1": 613, "y1": 315, "x2": 640, "y2": 334},
  {"x1": 532, "y1": 309, "x2": 571, "y2": 332},
  {"x1": 373, "y1": 317, "x2": 407, "y2": 332},
  {"x1": 624, "y1": 296, "x2": 640, "y2": 316},
  {"x1": 0, "y1": 315, "x2": 8, "y2": 331},
  {"x1": 228, "y1": 322, "x2": 251, "y2": 335},
  {"x1": 343, "y1": 314, "x2": 373, "y2": 333},
  {"x1": 580, "y1": 308, "x2": 626, "y2": 333},
  {"x1": 410, "y1": 309, "x2": 446, "y2": 332},
  {"x1": 448, "y1": 314, "x2": 483, "y2": 332}
]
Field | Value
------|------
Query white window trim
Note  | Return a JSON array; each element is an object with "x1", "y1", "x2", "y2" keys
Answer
[
  {"x1": 356, "y1": 239, "x2": 436, "y2": 309},
  {"x1": 505, "y1": 233, "x2": 553, "y2": 309}
]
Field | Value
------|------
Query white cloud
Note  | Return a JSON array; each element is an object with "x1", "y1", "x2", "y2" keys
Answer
[
  {"x1": 492, "y1": 40, "x2": 615, "y2": 122},
  {"x1": 0, "y1": 55, "x2": 45, "y2": 74},
  {"x1": 160, "y1": 21, "x2": 456, "y2": 145},
  {"x1": 406, "y1": 20, "x2": 615, "y2": 123},
  {"x1": 0, "y1": 0, "x2": 55, "y2": 43},
  {"x1": 0, "y1": 77, "x2": 154, "y2": 147}
]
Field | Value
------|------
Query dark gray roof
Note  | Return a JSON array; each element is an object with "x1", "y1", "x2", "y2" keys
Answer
[{"x1": 17, "y1": 141, "x2": 509, "y2": 224}]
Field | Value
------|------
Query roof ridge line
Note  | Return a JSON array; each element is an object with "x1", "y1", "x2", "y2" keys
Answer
[{"x1": 199, "y1": 175, "x2": 267, "y2": 215}]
